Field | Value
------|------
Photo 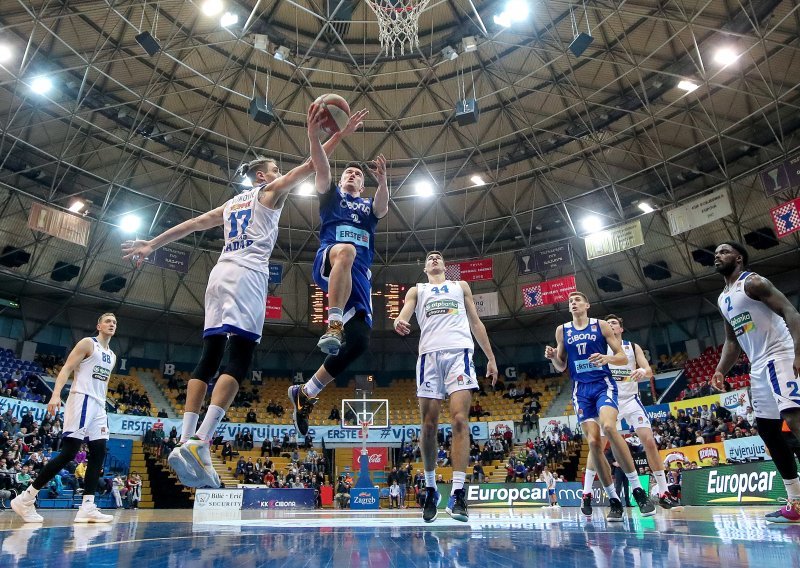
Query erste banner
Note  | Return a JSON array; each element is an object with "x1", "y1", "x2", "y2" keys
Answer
[
  {"x1": 522, "y1": 275, "x2": 576, "y2": 309},
  {"x1": 265, "y1": 296, "x2": 282, "y2": 319},
  {"x1": 770, "y1": 197, "x2": 800, "y2": 238},
  {"x1": 444, "y1": 258, "x2": 493, "y2": 281}
]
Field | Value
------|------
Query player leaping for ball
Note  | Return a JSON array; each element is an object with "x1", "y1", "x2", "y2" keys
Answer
[
  {"x1": 122, "y1": 105, "x2": 367, "y2": 488},
  {"x1": 545, "y1": 292, "x2": 656, "y2": 521},
  {"x1": 288, "y1": 104, "x2": 389, "y2": 437}
]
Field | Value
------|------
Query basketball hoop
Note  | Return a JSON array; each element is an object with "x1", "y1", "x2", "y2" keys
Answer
[
  {"x1": 364, "y1": 0, "x2": 432, "y2": 58},
  {"x1": 358, "y1": 420, "x2": 371, "y2": 440}
]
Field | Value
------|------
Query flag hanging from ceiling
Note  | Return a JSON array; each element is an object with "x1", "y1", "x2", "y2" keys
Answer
[
  {"x1": 522, "y1": 275, "x2": 577, "y2": 309},
  {"x1": 443, "y1": 258, "x2": 493, "y2": 281},
  {"x1": 770, "y1": 197, "x2": 800, "y2": 238}
]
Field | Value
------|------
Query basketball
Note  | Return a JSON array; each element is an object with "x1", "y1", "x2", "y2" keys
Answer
[{"x1": 313, "y1": 93, "x2": 350, "y2": 134}]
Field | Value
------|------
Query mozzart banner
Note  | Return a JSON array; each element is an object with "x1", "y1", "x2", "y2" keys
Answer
[
  {"x1": 521, "y1": 275, "x2": 576, "y2": 309},
  {"x1": 681, "y1": 461, "x2": 783, "y2": 506},
  {"x1": 666, "y1": 188, "x2": 733, "y2": 236},
  {"x1": 584, "y1": 220, "x2": 644, "y2": 260}
]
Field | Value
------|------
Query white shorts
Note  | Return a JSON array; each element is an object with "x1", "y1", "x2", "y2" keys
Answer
[
  {"x1": 749, "y1": 358, "x2": 800, "y2": 419},
  {"x1": 600, "y1": 394, "x2": 651, "y2": 435},
  {"x1": 416, "y1": 348, "x2": 477, "y2": 400},
  {"x1": 203, "y1": 261, "x2": 269, "y2": 342},
  {"x1": 63, "y1": 393, "x2": 109, "y2": 441}
]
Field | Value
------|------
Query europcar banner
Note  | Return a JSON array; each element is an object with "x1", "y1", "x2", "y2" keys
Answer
[
  {"x1": 435, "y1": 483, "x2": 613, "y2": 509},
  {"x1": 681, "y1": 461, "x2": 782, "y2": 505}
]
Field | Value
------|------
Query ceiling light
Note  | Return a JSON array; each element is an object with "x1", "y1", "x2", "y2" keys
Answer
[
  {"x1": 581, "y1": 216, "x2": 603, "y2": 233},
  {"x1": 495, "y1": 0, "x2": 529, "y2": 27},
  {"x1": 462, "y1": 36, "x2": 477, "y2": 53},
  {"x1": 201, "y1": 0, "x2": 224, "y2": 17},
  {"x1": 68, "y1": 200, "x2": 85, "y2": 213},
  {"x1": 415, "y1": 181, "x2": 434, "y2": 197},
  {"x1": 677, "y1": 80, "x2": 699, "y2": 92},
  {"x1": 220, "y1": 12, "x2": 238, "y2": 27},
  {"x1": 0, "y1": 44, "x2": 12, "y2": 64},
  {"x1": 274, "y1": 46, "x2": 291, "y2": 61},
  {"x1": 119, "y1": 214, "x2": 141, "y2": 233},
  {"x1": 441, "y1": 46, "x2": 458, "y2": 61},
  {"x1": 493, "y1": 12, "x2": 512, "y2": 28},
  {"x1": 30, "y1": 76, "x2": 52, "y2": 95},
  {"x1": 638, "y1": 202, "x2": 655, "y2": 214},
  {"x1": 240, "y1": 176, "x2": 253, "y2": 187},
  {"x1": 470, "y1": 175, "x2": 486, "y2": 186},
  {"x1": 298, "y1": 182, "x2": 314, "y2": 196},
  {"x1": 713, "y1": 47, "x2": 739, "y2": 66}
]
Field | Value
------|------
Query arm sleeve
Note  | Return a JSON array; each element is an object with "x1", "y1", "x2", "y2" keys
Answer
[{"x1": 318, "y1": 182, "x2": 338, "y2": 209}]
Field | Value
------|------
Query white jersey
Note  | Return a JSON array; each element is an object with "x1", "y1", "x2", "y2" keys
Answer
[
  {"x1": 607, "y1": 340, "x2": 639, "y2": 398},
  {"x1": 541, "y1": 470, "x2": 556, "y2": 489},
  {"x1": 717, "y1": 271, "x2": 794, "y2": 366},
  {"x1": 414, "y1": 280, "x2": 474, "y2": 355},
  {"x1": 71, "y1": 337, "x2": 116, "y2": 404},
  {"x1": 217, "y1": 185, "x2": 282, "y2": 274}
]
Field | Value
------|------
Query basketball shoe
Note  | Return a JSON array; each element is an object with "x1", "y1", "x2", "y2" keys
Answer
[
  {"x1": 446, "y1": 488, "x2": 468, "y2": 522},
  {"x1": 765, "y1": 498, "x2": 800, "y2": 524},
  {"x1": 422, "y1": 487, "x2": 441, "y2": 523},
  {"x1": 658, "y1": 492, "x2": 684, "y2": 512},
  {"x1": 581, "y1": 494, "x2": 593, "y2": 518},
  {"x1": 168, "y1": 443, "x2": 200, "y2": 487},
  {"x1": 74, "y1": 503, "x2": 113, "y2": 523},
  {"x1": 289, "y1": 385, "x2": 318, "y2": 437},
  {"x1": 180, "y1": 437, "x2": 221, "y2": 488},
  {"x1": 317, "y1": 321, "x2": 344, "y2": 355},
  {"x1": 606, "y1": 498, "x2": 624, "y2": 522},
  {"x1": 11, "y1": 491, "x2": 43, "y2": 523},
  {"x1": 633, "y1": 487, "x2": 656, "y2": 517}
]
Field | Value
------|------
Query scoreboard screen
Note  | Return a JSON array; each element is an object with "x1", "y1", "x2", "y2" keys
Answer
[{"x1": 308, "y1": 283, "x2": 408, "y2": 328}]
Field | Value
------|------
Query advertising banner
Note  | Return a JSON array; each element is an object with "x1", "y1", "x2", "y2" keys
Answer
[
  {"x1": 522, "y1": 275, "x2": 577, "y2": 309},
  {"x1": 724, "y1": 436, "x2": 772, "y2": 462},
  {"x1": 584, "y1": 220, "x2": 644, "y2": 260},
  {"x1": 660, "y1": 442, "x2": 726, "y2": 468},
  {"x1": 444, "y1": 258, "x2": 493, "y2": 281},
  {"x1": 720, "y1": 388, "x2": 750, "y2": 412},
  {"x1": 351, "y1": 447, "x2": 388, "y2": 471},
  {"x1": 265, "y1": 296, "x2": 282, "y2": 319},
  {"x1": 28, "y1": 202, "x2": 91, "y2": 247},
  {"x1": 538, "y1": 415, "x2": 578, "y2": 437},
  {"x1": 435, "y1": 483, "x2": 613, "y2": 509},
  {"x1": 193, "y1": 489, "x2": 243, "y2": 511},
  {"x1": 350, "y1": 487, "x2": 380, "y2": 510},
  {"x1": 770, "y1": 197, "x2": 800, "y2": 238},
  {"x1": 472, "y1": 292, "x2": 499, "y2": 317},
  {"x1": 516, "y1": 243, "x2": 573, "y2": 275},
  {"x1": 669, "y1": 394, "x2": 721, "y2": 417},
  {"x1": 681, "y1": 460, "x2": 782, "y2": 505},
  {"x1": 241, "y1": 488, "x2": 316, "y2": 510},
  {"x1": 487, "y1": 420, "x2": 515, "y2": 439},
  {"x1": 666, "y1": 188, "x2": 732, "y2": 236}
]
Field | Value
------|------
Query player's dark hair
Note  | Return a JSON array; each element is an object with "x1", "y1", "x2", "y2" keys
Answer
[
  {"x1": 605, "y1": 314, "x2": 623, "y2": 326},
  {"x1": 568, "y1": 291, "x2": 589, "y2": 302},
  {"x1": 426, "y1": 250, "x2": 444, "y2": 262},
  {"x1": 343, "y1": 161, "x2": 365, "y2": 174},
  {"x1": 722, "y1": 241, "x2": 749, "y2": 267}
]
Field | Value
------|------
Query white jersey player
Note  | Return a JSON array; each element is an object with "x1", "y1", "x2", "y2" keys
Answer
[
  {"x1": 122, "y1": 106, "x2": 369, "y2": 488},
  {"x1": 12, "y1": 313, "x2": 118, "y2": 524},
  {"x1": 394, "y1": 251, "x2": 498, "y2": 523},
  {"x1": 540, "y1": 466, "x2": 559, "y2": 508},
  {"x1": 580, "y1": 314, "x2": 682, "y2": 516},
  {"x1": 712, "y1": 241, "x2": 800, "y2": 524}
]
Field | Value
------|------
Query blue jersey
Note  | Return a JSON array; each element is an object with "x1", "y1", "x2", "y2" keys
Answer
[
  {"x1": 318, "y1": 182, "x2": 380, "y2": 269},
  {"x1": 563, "y1": 318, "x2": 612, "y2": 384}
]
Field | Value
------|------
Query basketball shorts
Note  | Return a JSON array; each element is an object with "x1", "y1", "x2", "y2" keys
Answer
[
  {"x1": 203, "y1": 260, "x2": 269, "y2": 343},
  {"x1": 313, "y1": 246, "x2": 373, "y2": 326},
  {"x1": 600, "y1": 394, "x2": 651, "y2": 436},
  {"x1": 416, "y1": 348, "x2": 477, "y2": 400},
  {"x1": 572, "y1": 378, "x2": 618, "y2": 424},
  {"x1": 749, "y1": 358, "x2": 800, "y2": 419},
  {"x1": 62, "y1": 393, "x2": 109, "y2": 441},
  {"x1": 548, "y1": 488, "x2": 556, "y2": 496}
]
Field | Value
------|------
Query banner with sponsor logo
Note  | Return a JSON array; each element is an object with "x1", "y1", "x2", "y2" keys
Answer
[
  {"x1": 444, "y1": 258, "x2": 493, "y2": 281},
  {"x1": 265, "y1": 296, "x2": 282, "y2": 319},
  {"x1": 666, "y1": 188, "x2": 733, "y2": 236},
  {"x1": 759, "y1": 155, "x2": 800, "y2": 196},
  {"x1": 724, "y1": 436, "x2": 771, "y2": 462},
  {"x1": 487, "y1": 420, "x2": 515, "y2": 439},
  {"x1": 719, "y1": 388, "x2": 750, "y2": 412},
  {"x1": 194, "y1": 489, "x2": 243, "y2": 510},
  {"x1": 669, "y1": 394, "x2": 721, "y2": 417},
  {"x1": 538, "y1": 415, "x2": 579, "y2": 437},
  {"x1": 681, "y1": 460, "x2": 782, "y2": 505},
  {"x1": 516, "y1": 243, "x2": 573, "y2": 275},
  {"x1": 472, "y1": 292, "x2": 499, "y2": 317},
  {"x1": 584, "y1": 220, "x2": 644, "y2": 260},
  {"x1": 660, "y1": 442, "x2": 726, "y2": 468},
  {"x1": 28, "y1": 202, "x2": 91, "y2": 247},
  {"x1": 435, "y1": 483, "x2": 616, "y2": 509},
  {"x1": 522, "y1": 275, "x2": 576, "y2": 309},
  {"x1": 350, "y1": 487, "x2": 380, "y2": 510},
  {"x1": 770, "y1": 197, "x2": 800, "y2": 238},
  {"x1": 352, "y1": 447, "x2": 388, "y2": 471},
  {"x1": 241, "y1": 488, "x2": 316, "y2": 510}
]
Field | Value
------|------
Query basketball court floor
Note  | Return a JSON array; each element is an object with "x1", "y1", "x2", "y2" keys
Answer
[{"x1": 1, "y1": 506, "x2": 797, "y2": 567}]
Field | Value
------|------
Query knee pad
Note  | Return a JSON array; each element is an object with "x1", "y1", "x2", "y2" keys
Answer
[
  {"x1": 221, "y1": 335, "x2": 257, "y2": 382},
  {"x1": 323, "y1": 315, "x2": 371, "y2": 377},
  {"x1": 193, "y1": 335, "x2": 227, "y2": 382}
]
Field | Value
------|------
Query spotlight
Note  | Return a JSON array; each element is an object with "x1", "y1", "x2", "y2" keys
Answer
[
  {"x1": 415, "y1": 181, "x2": 434, "y2": 197},
  {"x1": 462, "y1": 36, "x2": 477, "y2": 53},
  {"x1": 713, "y1": 47, "x2": 739, "y2": 66},
  {"x1": 494, "y1": 0, "x2": 530, "y2": 27},
  {"x1": 30, "y1": 76, "x2": 52, "y2": 95},
  {"x1": 0, "y1": 44, "x2": 12, "y2": 64},
  {"x1": 68, "y1": 200, "x2": 85, "y2": 213},
  {"x1": 220, "y1": 12, "x2": 239, "y2": 27},
  {"x1": 441, "y1": 46, "x2": 458, "y2": 61},
  {"x1": 470, "y1": 175, "x2": 486, "y2": 186},
  {"x1": 677, "y1": 80, "x2": 699, "y2": 92},
  {"x1": 581, "y1": 216, "x2": 603, "y2": 233},
  {"x1": 119, "y1": 214, "x2": 141, "y2": 233},
  {"x1": 201, "y1": 0, "x2": 224, "y2": 17},
  {"x1": 638, "y1": 202, "x2": 655, "y2": 214},
  {"x1": 298, "y1": 183, "x2": 314, "y2": 196},
  {"x1": 274, "y1": 46, "x2": 291, "y2": 61}
]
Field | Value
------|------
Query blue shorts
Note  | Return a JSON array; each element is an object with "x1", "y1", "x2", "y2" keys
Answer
[
  {"x1": 313, "y1": 246, "x2": 373, "y2": 327},
  {"x1": 572, "y1": 379, "x2": 618, "y2": 423},
  {"x1": 548, "y1": 488, "x2": 555, "y2": 496}
]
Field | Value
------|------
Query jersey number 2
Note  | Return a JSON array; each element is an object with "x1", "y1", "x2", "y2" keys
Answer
[
  {"x1": 228, "y1": 210, "x2": 252, "y2": 238},
  {"x1": 724, "y1": 297, "x2": 732, "y2": 313}
]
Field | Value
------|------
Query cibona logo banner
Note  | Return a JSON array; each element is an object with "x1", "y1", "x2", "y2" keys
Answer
[{"x1": 681, "y1": 460, "x2": 783, "y2": 505}]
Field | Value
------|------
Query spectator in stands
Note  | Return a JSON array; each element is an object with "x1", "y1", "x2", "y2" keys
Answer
[
  {"x1": 328, "y1": 407, "x2": 341, "y2": 421},
  {"x1": 127, "y1": 472, "x2": 141, "y2": 509},
  {"x1": 235, "y1": 456, "x2": 246, "y2": 476},
  {"x1": 242, "y1": 430, "x2": 254, "y2": 451},
  {"x1": 335, "y1": 477, "x2": 351, "y2": 509},
  {"x1": 271, "y1": 436, "x2": 280, "y2": 457},
  {"x1": 735, "y1": 400, "x2": 748, "y2": 420},
  {"x1": 112, "y1": 474, "x2": 125, "y2": 508},
  {"x1": 436, "y1": 446, "x2": 449, "y2": 467},
  {"x1": 472, "y1": 462, "x2": 484, "y2": 483},
  {"x1": 389, "y1": 481, "x2": 400, "y2": 508},
  {"x1": 246, "y1": 409, "x2": 257, "y2": 423},
  {"x1": 74, "y1": 461, "x2": 87, "y2": 491},
  {"x1": 260, "y1": 437, "x2": 271, "y2": 458},
  {"x1": 158, "y1": 409, "x2": 168, "y2": 418},
  {"x1": 291, "y1": 449, "x2": 300, "y2": 464}
]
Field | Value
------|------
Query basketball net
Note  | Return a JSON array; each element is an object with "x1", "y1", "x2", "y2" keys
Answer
[{"x1": 364, "y1": 0, "x2": 431, "y2": 58}]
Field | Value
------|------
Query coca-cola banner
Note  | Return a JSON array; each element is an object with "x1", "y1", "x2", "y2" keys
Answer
[
  {"x1": 353, "y1": 447, "x2": 388, "y2": 470},
  {"x1": 487, "y1": 420, "x2": 514, "y2": 439}
]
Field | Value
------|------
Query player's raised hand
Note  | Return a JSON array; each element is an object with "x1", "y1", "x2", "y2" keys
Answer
[
  {"x1": 486, "y1": 360, "x2": 499, "y2": 386},
  {"x1": 710, "y1": 370, "x2": 725, "y2": 392},
  {"x1": 367, "y1": 154, "x2": 387, "y2": 185},
  {"x1": 544, "y1": 346, "x2": 557, "y2": 360},
  {"x1": 47, "y1": 396, "x2": 61, "y2": 418},
  {"x1": 122, "y1": 240, "x2": 153, "y2": 268},
  {"x1": 394, "y1": 318, "x2": 411, "y2": 336},
  {"x1": 307, "y1": 103, "x2": 327, "y2": 138},
  {"x1": 341, "y1": 108, "x2": 368, "y2": 136}
]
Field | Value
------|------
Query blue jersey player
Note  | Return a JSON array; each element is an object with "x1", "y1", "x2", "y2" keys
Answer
[
  {"x1": 289, "y1": 102, "x2": 389, "y2": 436},
  {"x1": 545, "y1": 291, "x2": 655, "y2": 521}
]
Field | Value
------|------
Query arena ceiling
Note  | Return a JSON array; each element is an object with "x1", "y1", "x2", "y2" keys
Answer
[{"x1": 0, "y1": 0, "x2": 799, "y2": 353}]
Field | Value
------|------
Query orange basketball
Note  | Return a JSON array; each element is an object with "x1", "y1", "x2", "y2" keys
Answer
[{"x1": 313, "y1": 93, "x2": 350, "y2": 134}]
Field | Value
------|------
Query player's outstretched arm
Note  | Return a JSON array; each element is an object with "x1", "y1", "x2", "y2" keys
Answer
[
  {"x1": 460, "y1": 281, "x2": 498, "y2": 385},
  {"x1": 122, "y1": 204, "x2": 226, "y2": 267},
  {"x1": 48, "y1": 338, "x2": 93, "y2": 417},
  {"x1": 367, "y1": 154, "x2": 389, "y2": 219},
  {"x1": 308, "y1": 104, "x2": 331, "y2": 194},
  {"x1": 712, "y1": 319, "x2": 741, "y2": 391},
  {"x1": 393, "y1": 286, "x2": 418, "y2": 336},
  {"x1": 630, "y1": 344, "x2": 653, "y2": 382},
  {"x1": 746, "y1": 274, "x2": 800, "y2": 374},
  {"x1": 545, "y1": 326, "x2": 567, "y2": 372},
  {"x1": 589, "y1": 321, "x2": 627, "y2": 367}
]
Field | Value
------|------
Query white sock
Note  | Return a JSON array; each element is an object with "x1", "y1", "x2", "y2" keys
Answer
[
  {"x1": 626, "y1": 471, "x2": 642, "y2": 491},
  {"x1": 328, "y1": 307, "x2": 343, "y2": 323},
  {"x1": 303, "y1": 375, "x2": 326, "y2": 398},
  {"x1": 653, "y1": 470, "x2": 669, "y2": 495},
  {"x1": 82, "y1": 494, "x2": 95, "y2": 506},
  {"x1": 195, "y1": 405, "x2": 226, "y2": 442},
  {"x1": 583, "y1": 469, "x2": 597, "y2": 494},
  {"x1": 180, "y1": 412, "x2": 199, "y2": 443},
  {"x1": 425, "y1": 471, "x2": 437, "y2": 490},
  {"x1": 24, "y1": 485, "x2": 38, "y2": 499},
  {"x1": 604, "y1": 484, "x2": 619, "y2": 500},
  {"x1": 452, "y1": 471, "x2": 466, "y2": 491},
  {"x1": 783, "y1": 477, "x2": 800, "y2": 499}
]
